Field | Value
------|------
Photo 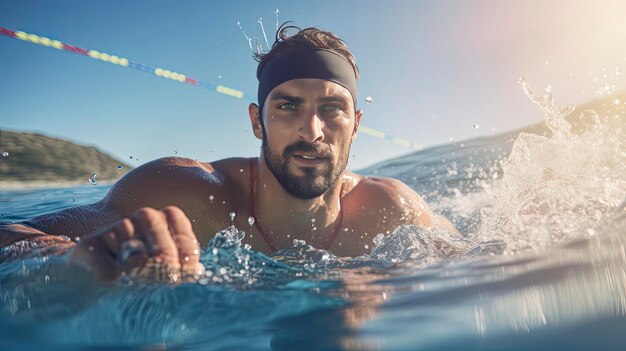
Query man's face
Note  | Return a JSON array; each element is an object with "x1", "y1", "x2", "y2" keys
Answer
[{"x1": 257, "y1": 78, "x2": 361, "y2": 199}]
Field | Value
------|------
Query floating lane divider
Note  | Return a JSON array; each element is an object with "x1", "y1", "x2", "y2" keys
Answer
[
  {"x1": 0, "y1": 26, "x2": 248, "y2": 100},
  {"x1": 0, "y1": 26, "x2": 423, "y2": 150}
]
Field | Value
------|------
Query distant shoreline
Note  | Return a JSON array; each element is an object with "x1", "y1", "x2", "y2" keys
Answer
[{"x1": 0, "y1": 179, "x2": 116, "y2": 191}]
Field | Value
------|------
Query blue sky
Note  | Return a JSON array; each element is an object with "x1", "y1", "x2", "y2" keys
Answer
[{"x1": 1, "y1": 0, "x2": 625, "y2": 169}]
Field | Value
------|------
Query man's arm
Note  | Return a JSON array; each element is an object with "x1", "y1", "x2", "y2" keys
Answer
[
  {"x1": 0, "y1": 202, "x2": 122, "y2": 259},
  {"x1": 0, "y1": 157, "x2": 212, "y2": 281}
]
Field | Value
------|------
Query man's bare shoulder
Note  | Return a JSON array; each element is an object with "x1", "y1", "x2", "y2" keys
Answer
[
  {"x1": 346, "y1": 173, "x2": 460, "y2": 236},
  {"x1": 344, "y1": 173, "x2": 435, "y2": 228},
  {"x1": 348, "y1": 174, "x2": 420, "y2": 203},
  {"x1": 106, "y1": 156, "x2": 246, "y2": 216}
]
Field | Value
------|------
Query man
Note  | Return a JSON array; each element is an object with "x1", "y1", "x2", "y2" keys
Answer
[{"x1": 0, "y1": 25, "x2": 457, "y2": 282}]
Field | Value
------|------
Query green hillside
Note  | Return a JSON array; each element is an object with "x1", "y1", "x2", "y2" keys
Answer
[{"x1": 0, "y1": 130, "x2": 131, "y2": 182}]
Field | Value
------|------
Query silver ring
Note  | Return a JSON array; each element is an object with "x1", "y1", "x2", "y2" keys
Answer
[{"x1": 117, "y1": 239, "x2": 147, "y2": 263}]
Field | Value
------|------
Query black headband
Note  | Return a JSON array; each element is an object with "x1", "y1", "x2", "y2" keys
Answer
[{"x1": 257, "y1": 48, "x2": 357, "y2": 108}]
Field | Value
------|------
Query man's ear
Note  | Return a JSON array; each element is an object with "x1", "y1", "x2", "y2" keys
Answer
[
  {"x1": 249, "y1": 103, "x2": 264, "y2": 140},
  {"x1": 351, "y1": 109, "x2": 363, "y2": 143}
]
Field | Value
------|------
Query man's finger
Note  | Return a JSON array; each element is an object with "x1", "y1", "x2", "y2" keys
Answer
[
  {"x1": 100, "y1": 218, "x2": 135, "y2": 256},
  {"x1": 131, "y1": 207, "x2": 179, "y2": 264},
  {"x1": 162, "y1": 206, "x2": 204, "y2": 276}
]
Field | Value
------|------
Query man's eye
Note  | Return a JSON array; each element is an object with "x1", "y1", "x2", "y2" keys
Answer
[
  {"x1": 279, "y1": 103, "x2": 296, "y2": 110},
  {"x1": 321, "y1": 105, "x2": 342, "y2": 114}
]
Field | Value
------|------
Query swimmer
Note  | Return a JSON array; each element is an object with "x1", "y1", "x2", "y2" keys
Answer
[{"x1": 0, "y1": 24, "x2": 458, "y2": 282}]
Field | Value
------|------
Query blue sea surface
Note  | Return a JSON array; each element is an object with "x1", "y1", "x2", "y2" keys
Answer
[{"x1": 0, "y1": 88, "x2": 625, "y2": 350}]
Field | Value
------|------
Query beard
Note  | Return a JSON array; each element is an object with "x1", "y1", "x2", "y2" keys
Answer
[{"x1": 262, "y1": 131, "x2": 349, "y2": 200}]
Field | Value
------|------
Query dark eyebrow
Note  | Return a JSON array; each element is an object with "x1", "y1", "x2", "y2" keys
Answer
[
  {"x1": 269, "y1": 93, "x2": 350, "y2": 106},
  {"x1": 317, "y1": 96, "x2": 350, "y2": 105},
  {"x1": 268, "y1": 93, "x2": 305, "y2": 104}
]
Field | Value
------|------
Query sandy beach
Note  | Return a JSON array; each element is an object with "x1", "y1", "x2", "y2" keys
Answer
[{"x1": 0, "y1": 179, "x2": 116, "y2": 191}]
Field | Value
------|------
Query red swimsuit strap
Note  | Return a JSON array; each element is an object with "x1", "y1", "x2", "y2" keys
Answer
[
  {"x1": 321, "y1": 193, "x2": 343, "y2": 250},
  {"x1": 249, "y1": 158, "x2": 279, "y2": 252},
  {"x1": 248, "y1": 158, "x2": 344, "y2": 252}
]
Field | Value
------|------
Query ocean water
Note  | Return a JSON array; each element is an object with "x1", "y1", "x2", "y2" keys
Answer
[{"x1": 0, "y1": 83, "x2": 625, "y2": 350}]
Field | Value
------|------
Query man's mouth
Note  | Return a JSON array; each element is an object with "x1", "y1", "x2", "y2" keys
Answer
[{"x1": 292, "y1": 153, "x2": 329, "y2": 165}]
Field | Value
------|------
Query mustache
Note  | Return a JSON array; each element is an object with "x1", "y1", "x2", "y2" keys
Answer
[{"x1": 283, "y1": 141, "x2": 332, "y2": 158}]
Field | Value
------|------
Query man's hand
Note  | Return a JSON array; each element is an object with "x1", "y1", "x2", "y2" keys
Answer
[{"x1": 69, "y1": 206, "x2": 204, "y2": 283}]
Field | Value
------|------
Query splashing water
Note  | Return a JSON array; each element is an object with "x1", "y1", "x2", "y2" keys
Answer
[
  {"x1": 1, "y1": 151, "x2": 8, "y2": 157},
  {"x1": 88, "y1": 173, "x2": 97, "y2": 185},
  {"x1": 274, "y1": 9, "x2": 280, "y2": 30},
  {"x1": 236, "y1": 21, "x2": 253, "y2": 51},
  {"x1": 438, "y1": 76, "x2": 625, "y2": 254},
  {"x1": 258, "y1": 18, "x2": 270, "y2": 50}
]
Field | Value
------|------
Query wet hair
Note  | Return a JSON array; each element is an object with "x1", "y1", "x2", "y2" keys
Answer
[{"x1": 254, "y1": 22, "x2": 359, "y2": 81}]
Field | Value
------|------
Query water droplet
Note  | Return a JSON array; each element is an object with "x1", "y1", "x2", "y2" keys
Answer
[
  {"x1": 1, "y1": 152, "x2": 8, "y2": 157},
  {"x1": 219, "y1": 267, "x2": 227, "y2": 275},
  {"x1": 248, "y1": 216, "x2": 255, "y2": 226},
  {"x1": 183, "y1": 256, "x2": 190, "y2": 262},
  {"x1": 88, "y1": 173, "x2": 97, "y2": 185},
  {"x1": 311, "y1": 218, "x2": 316, "y2": 223},
  {"x1": 239, "y1": 168, "x2": 244, "y2": 173},
  {"x1": 209, "y1": 195, "x2": 214, "y2": 201},
  {"x1": 129, "y1": 156, "x2": 133, "y2": 159},
  {"x1": 229, "y1": 211, "x2": 236, "y2": 223},
  {"x1": 44, "y1": 275, "x2": 50, "y2": 283},
  {"x1": 614, "y1": 98, "x2": 621, "y2": 105},
  {"x1": 472, "y1": 124, "x2": 480, "y2": 130},
  {"x1": 117, "y1": 165, "x2": 123, "y2": 170},
  {"x1": 88, "y1": 245, "x2": 94, "y2": 252},
  {"x1": 174, "y1": 150, "x2": 178, "y2": 155},
  {"x1": 365, "y1": 96, "x2": 373, "y2": 104},
  {"x1": 193, "y1": 249, "x2": 199, "y2": 255},
  {"x1": 218, "y1": 75, "x2": 222, "y2": 79},
  {"x1": 293, "y1": 239, "x2": 306, "y2": 247},
  {"x1": 364, "y1": 244, "x2": 369, "y2": 249}
]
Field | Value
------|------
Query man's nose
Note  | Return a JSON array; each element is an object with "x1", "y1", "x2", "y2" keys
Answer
[{"x1": 298, "y1": 111, "x2": 324, "y2": 143}]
